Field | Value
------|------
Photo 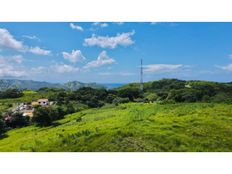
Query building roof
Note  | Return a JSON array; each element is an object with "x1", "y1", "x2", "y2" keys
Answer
[{"x1": 38, "y1": 99, "x2": 49, "y2": 102}]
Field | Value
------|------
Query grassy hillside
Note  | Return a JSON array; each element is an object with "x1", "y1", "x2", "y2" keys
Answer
[{"x1": 0, "y1": 102, "x2": 231, "y2": 152}]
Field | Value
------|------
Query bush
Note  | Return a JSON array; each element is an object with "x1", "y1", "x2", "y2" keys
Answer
[
  {"x1": 106, "y1": 94, "x2": 117, "y2": 103},
  {"x1": 113, "y1": 97, "x2": 130, "y2": 105},
  {"x1": 0, "y1": 118, "x2": 6, "y2": 136},
  {"x1": 118, "y1": 88, "x2": 141, "y2": 101},
  {"x1": 32, "y1": 106, "x2": 65, "y2": 126},
  {"x1": 5, "y1": 113, "x2": 30, "y2": 128},
  {"x1": 145, "y1": 93, "x2": 158, "y2": 102}
]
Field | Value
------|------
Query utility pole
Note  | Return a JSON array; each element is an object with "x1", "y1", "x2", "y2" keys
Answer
[{"x1": 140, "y1": 59, "x2": 143, "y2": 91}]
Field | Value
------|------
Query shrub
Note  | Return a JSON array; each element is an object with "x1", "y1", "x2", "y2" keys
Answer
[
  {"x1": 32, "y1": 106, "x2": 65, "y2": 126},
  {"x1": 106, "y1": 94, "x2": 117, "y2": 103},
  {"x1": 5, "y1": 113, "x2": 30, "y2": 128},
  {"x1": 113, "y1": 97, "x2": 130, "y2": 105},
  {"x1": 0, "y1": 118, "x2": 6, "y2": 136},
  {"x1": 145, "y1": 93, "x2": 158, "y2": 102},
  {"x1": 118, "y1": 88, "x2": 141, "y2": 101}
]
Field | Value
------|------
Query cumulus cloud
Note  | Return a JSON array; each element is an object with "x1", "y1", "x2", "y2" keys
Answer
[
  {"x1": 28, "y1": 46, "x2": 51, "y2": 55},
  {"x1": 0, "y1": 55, "x2": 23, "y2": 64},
  {"x1": 70, "y1": 23, "x2": 84, "y2": 31},
  {"x1": 0, "y1": 28, "x2": 24, "y2": 50},
  {"x1": 84, "y1": 31, "x2": 135, "y2": 49},
  {"x1": 62, "y1": 50, "x2": 86, "y2": 63},
  {"x1": 0, "y1": 28, "x2": 51, "y2": 55},
  {"x1": 84, "y1": 51, "x2": 116, "y2": 69},
  {"x1": 51, "y1": 64, "x2": 79, "y2": 73},
  {"x1": 143, "y1": 64, "x2": 184, "y2": 73},
  {"x1": 0, "y1": 64, "x2": 26, "y2": 77},
  {"x1": 0, "y1": 54, "x2": 26, "y2": 77}
]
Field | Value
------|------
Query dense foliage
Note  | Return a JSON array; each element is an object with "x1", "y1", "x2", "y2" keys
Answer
[
  {"x1": 32, "y1": 106, "x2": 65, "y2": 126},
  {"x1": 4, "y1": 112, "x2": 30, "y2": 128},
  {"x1": 1, "y1": 78, "x2": 232, "y2": 147},
  {"x1": 120, "y1": 79, "x2": 232, "y2": 103},
  {"x1": 0, "y1": 118, "x2": 6, "y2": 136},
  {"x1": 0, "y1": 89, "x2": 23, "y2": 99}
]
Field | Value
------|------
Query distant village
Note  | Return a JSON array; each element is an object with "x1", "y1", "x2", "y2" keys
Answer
[{"x1": 10, "y1": 99, "x2": 53, "y2": 117}]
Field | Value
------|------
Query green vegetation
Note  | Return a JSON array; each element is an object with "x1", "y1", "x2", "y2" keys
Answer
[
  {"x1": 0, "y1": 103, "x2": 231, "y2": 152},
  {"x1": 0, "y1": 89, "x2": 23, "y2": 99},
  {"x1": 4, "y1": 112, "x2": 30, "y2": 129},
  {"x1": 0, "y1": 78, "x2": 232, "y2": 152},
  {"x1": 32, "y1": 106, "x2": 65, "y2": 126}
]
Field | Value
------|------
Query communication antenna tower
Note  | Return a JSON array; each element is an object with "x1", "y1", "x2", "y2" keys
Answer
[{"x1": 140, "y1": 59, "x2": 143, "y2": 91}]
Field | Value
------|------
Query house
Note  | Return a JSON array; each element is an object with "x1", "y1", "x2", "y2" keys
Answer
[
  {"x1": 31, "y1": 101, "x2": 39, "y2": 106},
  {"x1": 22, "y1": 110, "x2": 34, "y2": 117},
  {"x1": 37, "y1": 99, "x2": 49, "y2": 106},
  {"x1": 11, "y1": 98, "x2": 51, "y2": 118}
]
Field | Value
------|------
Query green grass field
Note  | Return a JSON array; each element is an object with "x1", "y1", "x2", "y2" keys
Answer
[{"x1": 0, "y1": 102, "x2": 231, "y2": 152}]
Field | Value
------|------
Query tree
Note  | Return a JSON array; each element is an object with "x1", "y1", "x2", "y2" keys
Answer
[
  {"x1": 113, "y1": 97, "x2": 130, "y2": 105},
  {"x1": 0, "y1": 89, "x2": 23, "y2": 99},
  {"x1": 118, "y1": 88, "x2": 141, "y2": 101},
  {"x1": 5, "y1": 113, "x2": 30, "y2": 128},
  {"x1": 145, "y1": 93, "x2": 158, "y2": 102},
  {"x1": 32, "y1": 106, "x2": 65, "y2": 126},
  {"x1": 0, "y1": 118, "x2": 6, "y2": 136},
  {"x1": 106, "y1": 94, "x2": 117, "y2": 103},
  {"x1": 32, "y1": 107, "x2": 52, "y2": 126}
]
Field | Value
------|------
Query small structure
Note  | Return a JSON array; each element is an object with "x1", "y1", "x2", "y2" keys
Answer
[
  {"x1": 12, "y1": 98, "x2": 51, "y2": 117},
  {"x1": 31, "y1": 101, "x2": 39, "y2": 106},
  {"x1": 185, "y1": 84, "x2": 192, "y2": 88},
  {"x1": 22, "y1": 110, "x2": 34, "y2": 117},
  {"x1": 37, "y1": 99, "x2": 49, "y2": 106}
]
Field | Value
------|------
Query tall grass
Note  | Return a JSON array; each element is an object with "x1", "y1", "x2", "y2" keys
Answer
[{"x1": 0, "y1": 103, "x2": 231, "y2": 152}]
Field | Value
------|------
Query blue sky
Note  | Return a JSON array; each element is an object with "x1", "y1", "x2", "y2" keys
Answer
[{"x1": 0, "y1": 22, "x2": 232, "y2": 83}]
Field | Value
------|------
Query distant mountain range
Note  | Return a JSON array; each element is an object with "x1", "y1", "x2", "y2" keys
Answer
[{"x1": 0, "y1": 79, "x2": 109, "y2": 91}]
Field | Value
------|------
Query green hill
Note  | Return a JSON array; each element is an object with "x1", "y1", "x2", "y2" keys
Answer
[
  {"x1": 0, "y1": 79, "x2": 104, "y2": 91},
  {"x1": 0, "y1": 102, "x2": 231, "y2": 152}
]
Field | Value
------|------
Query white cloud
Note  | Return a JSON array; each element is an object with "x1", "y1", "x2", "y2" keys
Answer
[
  {"x1": 0, "y1": 54, "x2": 25, "y2": 77},
  {"x1": 84, "y1": 51, "x2": 116, "y2": 69},
  {"x1": 84, "y1": 31, "x2": 135, "y2": 49},
  {"x1": 70, "y1": 23, "x2": 84, "y2": 31},
  {"x1": 51, "y1": 64, "x2": 79, "y2": 73},
  {"x1": 0, "y1": 55, "x2": 23, "y2": 64},
  {"x1": 28, "y1": 46, "x2": 51, "y2": 55},
  {"x1": 0, "y1": 28, "x2": 51, "y2": 55},
  {"x1": 62, "y1": 50, "x2": 86, "y2": 63},
  {"x1": 31, "y1": 66, "x2": 47, "y2": 74},
  {"x1": 217, "y1": 64, "x2": 232, "y2": 72},
  {"x1": 0, "y1": 28, "x2": 24, "y2": 50},
  {"x1": 143, "y1": 64, "x2": 184, "y2": 73},
  {"x1": 92, "y1": 22, "x2": 108, "y2": 28},
  {"x1": 0, "y1": 64, "x2": 26, "y2": 77},
  {"x1": 23, "y1": 35, "x2": 40, "y2": 41}
]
